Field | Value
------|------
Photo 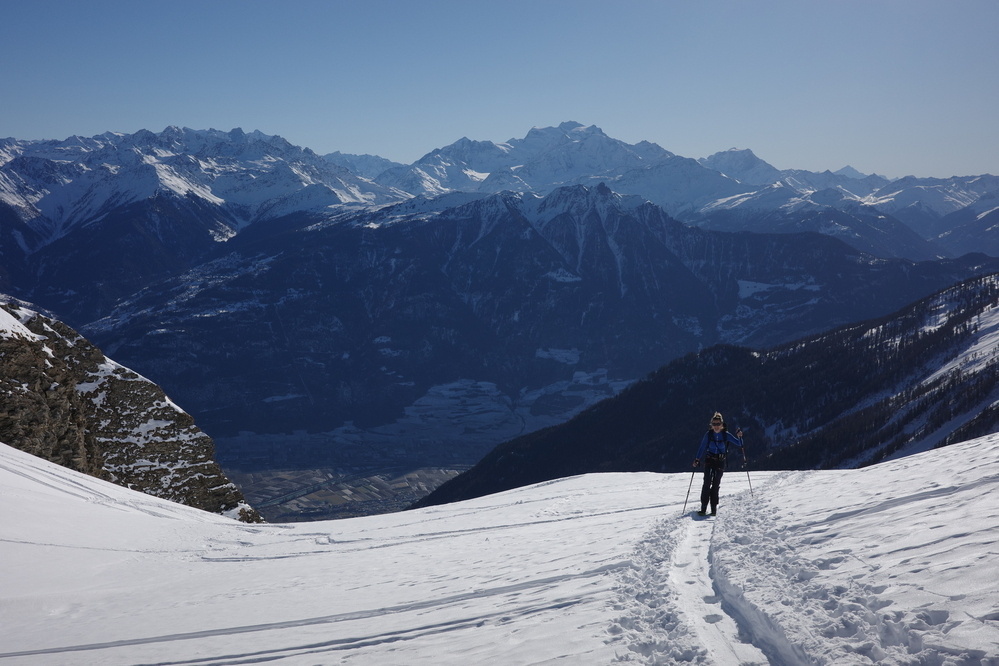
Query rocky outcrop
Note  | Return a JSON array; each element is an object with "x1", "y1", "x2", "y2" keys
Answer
[{"x1": 0, "y1": 300, "x2": 260, "y2": 522}]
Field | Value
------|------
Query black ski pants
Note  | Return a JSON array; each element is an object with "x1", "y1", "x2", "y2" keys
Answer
[{"x1": 700, "y1": 456, "x2": 725, "y2": 512}]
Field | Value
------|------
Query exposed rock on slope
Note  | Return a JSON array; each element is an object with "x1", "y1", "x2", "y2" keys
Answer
[{"x1": 0, "y1": 300, "x2": 260, "y2": 521}]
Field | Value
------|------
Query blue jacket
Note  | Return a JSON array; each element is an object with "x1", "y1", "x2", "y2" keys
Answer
[{"x1": 695, "y1": 429, "x2": 744, "y2": 460}]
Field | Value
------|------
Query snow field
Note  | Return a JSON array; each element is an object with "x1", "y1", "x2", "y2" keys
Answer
[
  {"x1": 2, "y1": 435, "x2": 999, "y2": 664},
  {"x1": 709, "y1": 461, "x2": 999, "y2": 665},
  {"x1": 0, "y1": 446, "x2": 669, "y2": 665}
]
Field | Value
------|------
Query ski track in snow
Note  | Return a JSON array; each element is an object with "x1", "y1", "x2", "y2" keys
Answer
[
  {"x1": 610, "y1": 483, "x2": 771, "y2": 665},
  {"x1": 674, "y1": 516, "x2": 770, "y2": 665},
  {"x1": 608, "y1": 467, "x2": 999, "y2": 665},
  {"x1": 3, "y1": 439, "x2": 999, "y2": 664}
]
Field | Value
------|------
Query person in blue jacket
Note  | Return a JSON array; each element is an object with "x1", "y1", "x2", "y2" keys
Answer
[{"x1": 692, "y1": 412, "x2": 745, "y2": 516}]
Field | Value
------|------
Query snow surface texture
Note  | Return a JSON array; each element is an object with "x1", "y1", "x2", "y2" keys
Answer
[
  {"x1": 0, "y1": 304, "x2": 42, "y2": 341},
  {"x1": 1, "y1": 436, "x2": 998, "y2": 665}
]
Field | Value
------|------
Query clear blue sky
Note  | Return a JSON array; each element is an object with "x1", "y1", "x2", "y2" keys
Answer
[{"x1": 4, "y1": 0, "x2": 997, "y2": 178}]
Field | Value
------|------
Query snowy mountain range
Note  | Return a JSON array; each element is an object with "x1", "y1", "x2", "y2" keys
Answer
[
  {"x1": 4, "y1": 122, "x2": 998, "y2": 272},
  {"x1": 2, "y1": 122, "x2": 999, "y2": 517},
  {"x1": 0, "y1": 127, "x2": 408, "y2": 319},
  {"x1": 0, "y1": 127, "x2": 404, "y2": 234},
  {"x1": 344, "y1": 123, "x2": 999, "y2": 260},
  {"x1": 2, "y1": 433, "x2": 997, "y2": 663}
]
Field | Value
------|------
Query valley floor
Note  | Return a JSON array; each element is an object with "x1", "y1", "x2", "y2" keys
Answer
[
  {"x1": 1, "y1": 437, "x2": 998, "y2": 664},
  {"x1": 224, "y1": 466, "x2": 467, "y2": 521}
]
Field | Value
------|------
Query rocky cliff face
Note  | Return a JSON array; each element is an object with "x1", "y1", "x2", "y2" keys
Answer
[{"x1": 0, "y1": 300, "x2": 260, "y2": 521}]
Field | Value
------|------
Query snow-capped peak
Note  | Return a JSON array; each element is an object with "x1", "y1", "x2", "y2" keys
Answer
[
  {"x1": 699, "y1": 148, "x2": 783, "y2": 186},
  {"x1": 833, "y1": 165, "x2": 868, "y2": 179},
  {"x1": 376, "y1": 122, "x2": 674, "y2": 198},
  {"x1": 0, "y1": 127, "x2": 410, "y2": 245}
]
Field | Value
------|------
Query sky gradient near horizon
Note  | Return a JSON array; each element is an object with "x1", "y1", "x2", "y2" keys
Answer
[{"x1": 3, "y1": 0, "x2": 997, "y2": 178}]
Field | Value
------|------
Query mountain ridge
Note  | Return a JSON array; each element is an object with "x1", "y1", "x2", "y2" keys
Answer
[
  {"x1": 6, "y1": 123, "x2": 999, "y2": 266},
  {"x1": 78, "y1": 185, "x2": 999, "y2": 485}
]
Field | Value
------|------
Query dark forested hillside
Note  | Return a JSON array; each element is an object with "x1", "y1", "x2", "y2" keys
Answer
[{"x1": 415, "y1": 273, "x2": 999, "y2": 507}]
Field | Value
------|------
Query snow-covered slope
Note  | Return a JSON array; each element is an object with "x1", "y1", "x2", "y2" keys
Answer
[
  {"x1": 322, "y1": 150, "x2": 404, "y2": 180},
  {"x1": 866, "y1": 175, "x2": 999, "y2": 220},
  {"x1": 1, "y1": 436, "x2": 997, "y2": 664},
  {"x1": 858, "y1": 174, "x2": 999, "y2": 245},
  {"x1": 694, "y1": 182, "x2": 942, "y2": 260},
  {"x1": 691, "y1": 153, "x2": 999, "y2": 258}
]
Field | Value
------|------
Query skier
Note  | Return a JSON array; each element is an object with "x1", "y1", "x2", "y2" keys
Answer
[{"x1": 692, "y1": 412, "x2": 745, "y2": 516}]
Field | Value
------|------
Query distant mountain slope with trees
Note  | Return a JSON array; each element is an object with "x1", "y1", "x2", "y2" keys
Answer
[{"x1": 416, "y1": 273, "x2": 999, "y2": 507}]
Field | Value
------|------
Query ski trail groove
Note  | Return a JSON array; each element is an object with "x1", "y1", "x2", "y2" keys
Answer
[
  {"x1": 610, "y1": 508, "x2": 769, "y2": 664},
  {"x1": 673, "y1": 515, "x2": 769, "y2": 665},
  {"x1": 0, "y1": 564, "x2": 627, "y2": 660}
]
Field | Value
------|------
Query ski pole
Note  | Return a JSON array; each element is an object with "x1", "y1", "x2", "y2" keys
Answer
[
  {"x1": 681, "y1": 470, "x2": 696, "y2": 515},
  {"x1": 738, "y1": 427, "x2": 754, "y2": 498}
]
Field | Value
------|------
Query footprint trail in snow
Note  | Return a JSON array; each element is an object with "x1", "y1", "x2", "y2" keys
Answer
[
  {"x1": 611, "y1": 496, "x2": 769, "y2": 664},
  {"x1": 670, "y1": 515, "x2": 768, "y2": 665}
]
